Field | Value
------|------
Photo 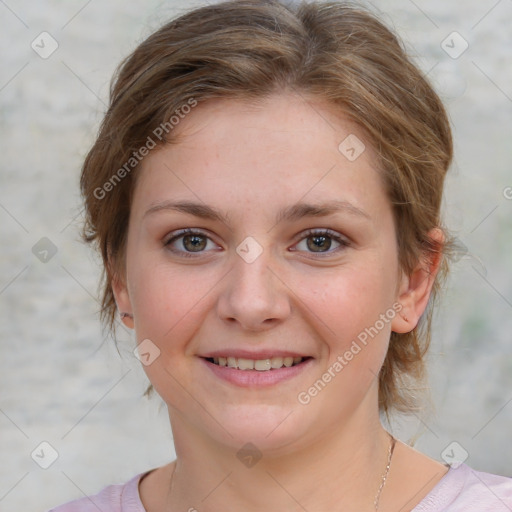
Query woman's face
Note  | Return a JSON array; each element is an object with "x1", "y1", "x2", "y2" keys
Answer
[{"x1": 115, "y1": 94, "x2": 409, "y2": 452}]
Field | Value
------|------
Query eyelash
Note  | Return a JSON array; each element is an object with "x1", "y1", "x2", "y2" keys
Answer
[{"x1": 163, "y1": 228, "x2": 350, "y2": 258}]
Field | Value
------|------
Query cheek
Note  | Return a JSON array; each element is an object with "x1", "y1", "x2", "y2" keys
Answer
[
  {"x1": 128, "y1": 261, "x2": 216, "y2": 402},
  {"x1": 303, "y1": 262, "x2": 395, "y2": 364},
  {"x1": 130, "y1": 261, "x2": 213, "y2": 335}
]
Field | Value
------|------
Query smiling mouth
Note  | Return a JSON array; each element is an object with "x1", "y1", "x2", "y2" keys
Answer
[{"x1": 203, "y1": 356, "x2": 311, "y2": 371}]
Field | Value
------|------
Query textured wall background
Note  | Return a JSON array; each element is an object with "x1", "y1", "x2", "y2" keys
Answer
[{"x1": 0, "y1": 0, "x2": 511, "y2": 510}]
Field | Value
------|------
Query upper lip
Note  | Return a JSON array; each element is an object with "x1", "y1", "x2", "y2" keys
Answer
[{"x1": 200, "y1": 350, "x2": 312, "y2": 360}]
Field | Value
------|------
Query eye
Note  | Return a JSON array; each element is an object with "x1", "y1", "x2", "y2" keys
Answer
[
  {"x1": 163, "y1": 227, "x2": 350, "y2": 258},
  {"x1": 164, "y1": 228, "x2": 219, "y2": 258},
  {"x1": 292, "y1": 229, "x2": 350, "y2": 256}
]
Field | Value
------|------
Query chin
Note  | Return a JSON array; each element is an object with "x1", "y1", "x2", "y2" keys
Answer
[{"x1": 208, "y1": 403, "x2": 312, "y2": 452}]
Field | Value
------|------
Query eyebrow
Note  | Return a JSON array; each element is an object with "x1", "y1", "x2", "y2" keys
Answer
[{"x1": 143, "y1": 199, "x2": 371, "y2": 226}]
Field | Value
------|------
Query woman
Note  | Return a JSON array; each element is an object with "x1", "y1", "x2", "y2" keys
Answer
[{"x1": 50, "y1": 1, "x2": 512, "y2": 510}]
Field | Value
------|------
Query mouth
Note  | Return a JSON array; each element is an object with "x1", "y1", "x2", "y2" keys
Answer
[
  {"x1": 201, "y1": 355, "x2": 314, "y2": 387},
  {"x1": 203, "y1": 356, "x2": 311, "y2": 371}
]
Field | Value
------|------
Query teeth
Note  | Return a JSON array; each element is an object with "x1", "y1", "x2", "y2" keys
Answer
[
  {"x1": 271, "y1": 357, "x2": 284, "y2": 369},
  {"x1": 237, "y1": 358, "x2": 254, "y2": 370},
  {"x1": 212, "y1": 356, "x2": 304, "y2": 370},
  {"x1": 255, "y1": 359, "x2": 272, "y2": 371}
]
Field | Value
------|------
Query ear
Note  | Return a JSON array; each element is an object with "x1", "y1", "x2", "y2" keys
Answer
[
  {"x1": 110, "y1": 260, "x2": 134, "y2": 329},
  {"x1": 391, "y1": 228, "x2": 444, "y2": 334}
]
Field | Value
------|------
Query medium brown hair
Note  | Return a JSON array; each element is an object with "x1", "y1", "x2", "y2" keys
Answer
[{"x1": 80, "y1": 0, "x2": 454, "y2": 414}]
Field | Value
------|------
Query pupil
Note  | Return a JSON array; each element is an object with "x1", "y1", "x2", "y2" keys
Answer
[
  {"x1": 308, "y1": 235, "x2": 330, "y2": 252},
  {"x1": 184, "y1": 235, "x2": 206, "y2": 252}
]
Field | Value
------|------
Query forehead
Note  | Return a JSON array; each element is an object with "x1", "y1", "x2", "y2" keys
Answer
[
  {"x1": 166, "y1": 93, "x2": 377, "y2": 164},
  {"x1": 132, "y1": 93, "x2": 388, "y2": 222}
]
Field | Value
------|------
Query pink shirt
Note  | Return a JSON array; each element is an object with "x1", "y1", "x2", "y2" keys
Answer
[{"x1": 48, "y1": 463, "x2": 512, "y2": 511}]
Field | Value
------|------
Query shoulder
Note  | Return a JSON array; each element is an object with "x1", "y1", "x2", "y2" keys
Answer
[
  {"x1": 47, "y1": 471, "x2": 149, "y2": 512},
  {"x1": 413, "y1": 463, "x2": 512, "y2": 511}
]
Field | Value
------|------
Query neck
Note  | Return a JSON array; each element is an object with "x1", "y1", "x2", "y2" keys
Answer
[{"x1": 165, "y1": 398, "x2": 392, "y2": 512}]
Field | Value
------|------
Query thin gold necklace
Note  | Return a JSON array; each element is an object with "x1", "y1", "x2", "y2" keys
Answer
[
  {"x1": 166, "y1": 435, "x2": 397, "y2": 511},
  {"x1": 374, "y1": 434, "x2": 396, "y2": 511}
]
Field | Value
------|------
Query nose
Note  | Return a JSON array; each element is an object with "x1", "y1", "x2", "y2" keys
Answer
[{"x1": 216, "y1": 247, "x2": 291, "y2": 332}]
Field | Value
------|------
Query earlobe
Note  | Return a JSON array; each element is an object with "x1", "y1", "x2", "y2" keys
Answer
[
  {"x1": 119, "y1": 311, "x2": 134, "y2": 328},
  {"x1": 391, "y1": 228, "x2": 444, "y2": 334},
  {"x1": 111, "y1": 265, "x2": 134, "y2": 329},
  {"x1": 392, "y1": 273, "x2": 415, "y2": 334}
]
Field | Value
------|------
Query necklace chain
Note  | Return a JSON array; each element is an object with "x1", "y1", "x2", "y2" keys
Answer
[
  {"x1": 374, "y1": 434, "x2": 396, "y2": 511},
  {"x1": 167, "y1": 434, "x2": 396, "y2": 511}
]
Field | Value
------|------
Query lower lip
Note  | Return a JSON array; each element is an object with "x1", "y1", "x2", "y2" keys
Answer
[{"x1": 201, "y1": 357, "x2": 314, "y2": 387}]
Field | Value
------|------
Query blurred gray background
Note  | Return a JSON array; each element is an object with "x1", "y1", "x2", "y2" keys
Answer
[{"x1": 0, "y1": 0, "x2": 511, "y2": 510}]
